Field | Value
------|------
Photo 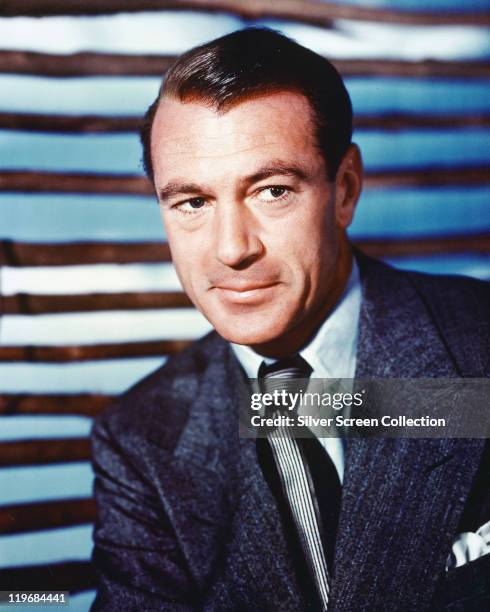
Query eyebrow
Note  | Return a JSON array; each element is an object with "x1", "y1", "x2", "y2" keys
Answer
[
  {"x1": 159, "y1": 182, "x2": 205, "y2": 203},
  {"x1": 245, "y1": 160, "x2": 309, "y2": 185},
  {"x1": 158, "y1": 160, "x2": 309, "y2": 203}
]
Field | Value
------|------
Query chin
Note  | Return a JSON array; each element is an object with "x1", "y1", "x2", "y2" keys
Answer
[{"x1": 211, "y1": 317, "x2": 289, "y2": 348}]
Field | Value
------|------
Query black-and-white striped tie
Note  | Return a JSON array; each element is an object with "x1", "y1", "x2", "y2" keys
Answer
[{"x1": 259, "y1": 355, "x2": 331, "y2": 611}]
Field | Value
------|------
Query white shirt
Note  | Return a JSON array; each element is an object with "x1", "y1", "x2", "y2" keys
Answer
[{"x1": 231, "y1": 260, "x2": 362, "y2": 483}]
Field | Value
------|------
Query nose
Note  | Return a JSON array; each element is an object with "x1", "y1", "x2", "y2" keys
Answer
[{"x1": 214, "y1": 204, "x2": 263, "y2": 268}]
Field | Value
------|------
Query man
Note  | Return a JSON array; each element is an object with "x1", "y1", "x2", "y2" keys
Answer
[{"x1": 90, "y1": 28, "x2": 489, "y2": 611}]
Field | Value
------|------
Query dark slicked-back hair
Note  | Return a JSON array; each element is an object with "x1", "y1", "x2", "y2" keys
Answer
[{"x1": 141, "y1": 27, "x2": 352, "y2": 182}]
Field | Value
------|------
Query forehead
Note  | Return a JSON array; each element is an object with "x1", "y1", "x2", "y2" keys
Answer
[{"x1": 150, "y1": 91, "x2": 322, "y2": 181}]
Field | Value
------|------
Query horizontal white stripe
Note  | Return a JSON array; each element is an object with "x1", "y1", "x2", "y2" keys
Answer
[
  {"x1": 0, "y1": 357, "x2": 165, "y2": 393},
  {"x1": 0, "y1": 463, "x2": 93, "y2": 504},
  {"x1": 2, "y1": 263, "x2": 181, "y2": 295},
  {"x1": 281, "y1": 20, "x2": 490, "y2": 60},
  {"x1": 0, "y1": 309, "x2": 211, "y2": 344},
  {"x1": 0, "y1": 13, "x2": 240, "y2": 55},
  {"x1": 0, "y1": 14, "x2": 488, "y2": 60},
  {"x1": 1, "y1": 258, "x2": 487, "y2": 302},
  {"x1": 0, "y1": 524, "x2": 93, "y2": 567}
]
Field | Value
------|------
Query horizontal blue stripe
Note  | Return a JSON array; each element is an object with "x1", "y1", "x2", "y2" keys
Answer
[
  {"x1": 0, "y1": 76, "x2": 160, "y2": 115},
  {"x1": 0, "y1": 463, "x2": 93, "y2": 505},
  {"x1": 333, "y1": 1, "x2": 490, "y2": 10},
  {"x1": 1, "y1": 76, "x2": 489, "y2": 115},
  {"x1": 0, "y1": 525, "x2": 93, "y2": 568},
  {"x1": 356, "y1": 129, "x2": 490, "y2": 168},
  {"x1": 69, "y1": 592, "x2": 96, "y2": 612},
  {"x1": 0, "y1": 358, "x2": 165, "y2": 394},
  {"x1": 388, "y1": 254, "x2": 489, "y2": 280},
  {"x1": 0, "y1": 131, "x2": 144, "y2": 173},
  {"x1": 350, "y1": 186, "x2": 490, "y2": 237},
  {"x1": 0, "y1": 417, "x2": 92, "y2": 441},
  {"x1": 3, "y1": 129, "x2": 490, "y2": 173},
  {"x1": 0, "y1": 194, "x2": 162, "y2": 242},
  {"x1": 348, "y1": 78, "x2": 490, "y2": 114},
  {"x1": 2, "y1": 187, "x2": 489, "y2": 241}
]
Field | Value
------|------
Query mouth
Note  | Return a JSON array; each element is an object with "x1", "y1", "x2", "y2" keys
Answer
[{"x1": 213, "y1": 282, "x2": 278, "y2": 304}]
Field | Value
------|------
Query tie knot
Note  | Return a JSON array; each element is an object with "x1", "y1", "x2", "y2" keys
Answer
[
  {"x1": 258, "y1": 354, "x2": 312, "y2": 414},
  {"x1": 259, "y1": 353, "x2": 313, "y2": 380}
]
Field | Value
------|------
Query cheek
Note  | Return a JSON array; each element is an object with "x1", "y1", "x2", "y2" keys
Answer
[
  {"x1": 280, "y1": 208, "x2": 338, "y2": 296},
  {"x1": 274, "y1": 206, "x2": 332, "y2": 268}
]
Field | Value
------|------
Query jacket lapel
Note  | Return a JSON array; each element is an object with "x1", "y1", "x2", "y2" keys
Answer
[
  {"x1": 231, "y1": 434, "x2": 310, "y2": 610},
  {"x1": 155, "y1": 339, "x2": 237, "y2": 589},
  {"x1": 330, "y1": 256, "x2": 486, "y2": 611}
]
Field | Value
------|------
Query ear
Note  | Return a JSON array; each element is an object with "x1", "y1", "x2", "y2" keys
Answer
[{"x1": 334, "y1": 143, "x2": 363, "y2": 230}]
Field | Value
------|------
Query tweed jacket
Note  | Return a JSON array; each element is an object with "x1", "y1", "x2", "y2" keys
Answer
[{"x1": 90, "y1": 253, "x2": 490, "y2": 611}]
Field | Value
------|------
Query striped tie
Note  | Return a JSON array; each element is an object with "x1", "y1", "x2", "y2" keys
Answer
[{"x1": 259, "y1": 355, "x2": 331, "y2": 611}]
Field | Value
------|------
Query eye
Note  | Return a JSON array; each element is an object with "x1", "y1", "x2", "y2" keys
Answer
[
  {"x1": 269, "y1": 187, "x2": 287, "y2": 198},
  {"x1": 185, "y1": 197, "x2": 206, "y2": 209},
  {"x1": 256, "y1": 186, "x2": 291, "y2": 203},
  {"x1": 174, "y1": 197, "x2": 208, "y2": 215}
]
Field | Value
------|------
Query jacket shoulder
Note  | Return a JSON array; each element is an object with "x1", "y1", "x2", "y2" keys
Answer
[
  {"x1": 357, "y1": 251, "x2": 490, "y2": 375},
  {"x1": 358, "y1": 250, "x2": 489, "y2": 325},
  {"x1": 91, "y1": 331, "x2": 226, "y2": 455},
  {"x1": 403, "y1": 267, "x2": 490, "y2": 330},
  {"x1": 406, "y1": 266, "x2": 489, "y2": 302}
]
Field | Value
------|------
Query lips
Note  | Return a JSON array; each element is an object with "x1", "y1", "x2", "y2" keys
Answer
[
  {"x1": 212, "y1": 282, "x2": 278, "y2": 304},
  {"x1": 215, "y1": 282, "x2": 275, "y2": 293}
]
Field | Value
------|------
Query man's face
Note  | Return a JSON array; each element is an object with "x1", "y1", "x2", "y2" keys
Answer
[{"x1": 151, "y1": 91, "x2": 356, "y2": 356}]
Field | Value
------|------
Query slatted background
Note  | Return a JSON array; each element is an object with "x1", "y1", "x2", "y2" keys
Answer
[{"x1": 0, "y1": 1, "x2": 489, "y2": 610}]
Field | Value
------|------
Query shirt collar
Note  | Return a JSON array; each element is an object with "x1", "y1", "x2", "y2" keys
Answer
[{"x1": 231, "y1": 258, "x2": 361, "y2": 379}]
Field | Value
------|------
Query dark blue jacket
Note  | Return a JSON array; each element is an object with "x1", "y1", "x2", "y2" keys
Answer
[{"x1": 90, "y1": 254, "x2": 490, "y2": 611}]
